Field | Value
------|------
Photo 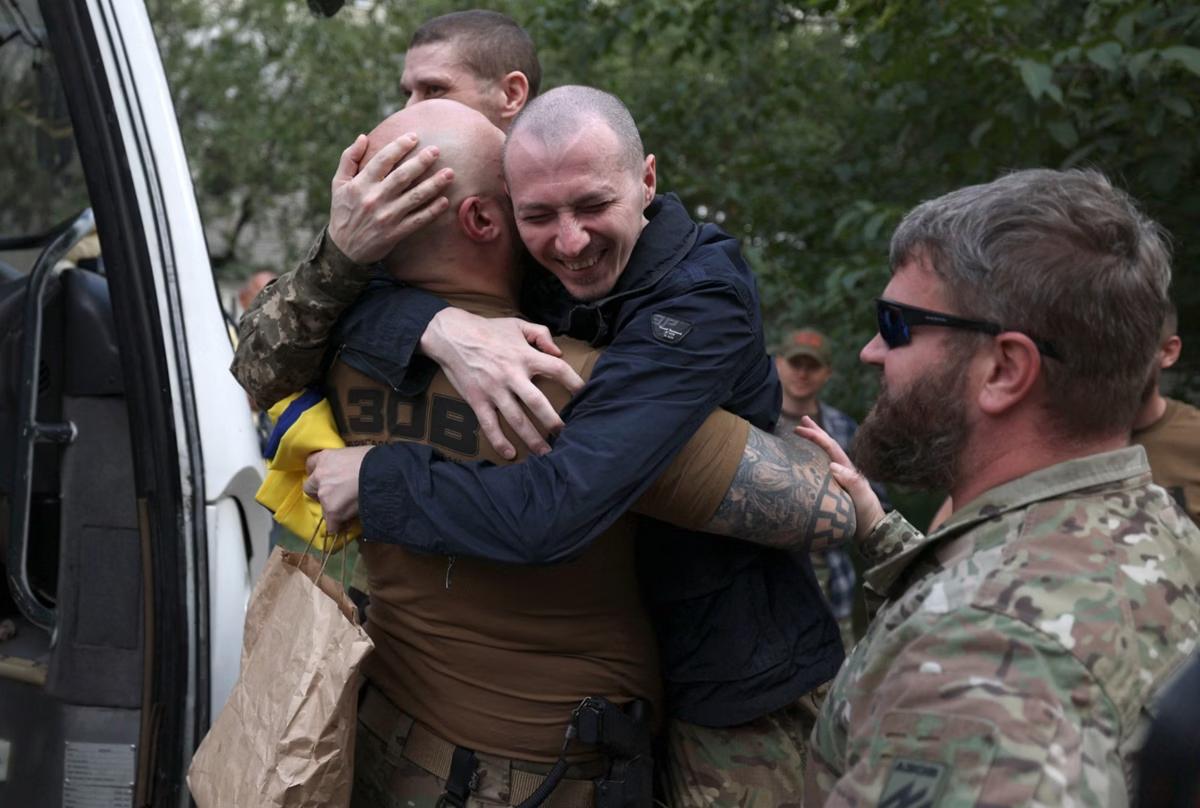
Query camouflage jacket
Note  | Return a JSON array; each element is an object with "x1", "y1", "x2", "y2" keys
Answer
[
  {"x1": 807, "y1": 446, "x2": 1200, "y2": 807},
  {"x1": 230, "y1": 228, "x2": 374, "y2": 409}
]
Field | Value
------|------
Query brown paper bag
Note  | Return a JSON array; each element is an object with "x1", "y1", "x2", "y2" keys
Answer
[{"x1": 187, "y1": 546, "x2": 374, "y2": 807}]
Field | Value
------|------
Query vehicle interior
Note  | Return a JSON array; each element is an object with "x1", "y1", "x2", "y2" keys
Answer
[{"x1": 1, "y1": 3, "x2": 174, "y2": 805}]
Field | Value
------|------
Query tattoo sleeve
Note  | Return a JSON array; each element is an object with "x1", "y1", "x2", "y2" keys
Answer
[{"x1": 704, "y1": 425, "x2": 856, "y2": 551}]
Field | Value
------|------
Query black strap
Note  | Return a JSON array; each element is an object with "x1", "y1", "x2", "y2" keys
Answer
[{"x1": 437, "y1": 746, "x2": 479, "y2": 808}]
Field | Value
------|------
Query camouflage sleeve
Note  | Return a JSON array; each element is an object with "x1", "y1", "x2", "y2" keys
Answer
[
  {"x1": 230, "y1": 227, "x2": 373, "y2": 409},
  {"x1": 810, "y1": 609, "x2": 1121, "y2": 807},
  {"x1": 859, "y1": 510, "x2": 927, "y2": 618}
]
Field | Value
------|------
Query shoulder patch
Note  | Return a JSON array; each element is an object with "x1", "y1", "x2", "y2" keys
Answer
[
  {"x1": 879, "y1": 759, "x2": 946, "y2": 808},
  {"x1": 650, "y1": 312, "x2": 693, "y2": 345}
]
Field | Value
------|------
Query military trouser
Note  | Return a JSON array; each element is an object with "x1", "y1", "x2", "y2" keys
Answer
[
  {"x1": 351, "y1": 683, "x2": 607, "y2": 808},
  {"x1": 656, "y1": 695, "x2": 824, "y2": 808}
]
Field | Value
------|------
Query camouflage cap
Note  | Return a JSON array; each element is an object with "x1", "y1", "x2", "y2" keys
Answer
[{"x1": 776, "y1": 328, "x2": 832, "y2": 366}]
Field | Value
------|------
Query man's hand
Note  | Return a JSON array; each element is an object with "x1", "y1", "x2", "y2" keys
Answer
[
  {"x1": 794, "y1": 415, "x2": 886, "y2": 541},
  {"x1": 420, "y1": 308, "x2": 585, "y2": 460},
  {"x1": 303, "y1": 446, "x2": 373, "y2": 535},
  {"x1": 328, "y1": 133, "x2": 455, "y2": 265}
]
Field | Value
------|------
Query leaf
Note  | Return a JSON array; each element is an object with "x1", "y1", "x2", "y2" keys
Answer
[
  {"x1": 1086, "y1": 42, "x2": 1122, "y2": 73},
  {"x1": 863, "y1": 209, "x2": 891, "y2": 242},
  {"x1": 1113, "y1": 12, "x2": 1136, "y2": 48},
  {"x1": 1161, "y1": 45, "x2": 1200, "y2": 77},
  {"x1": 1046, "y1": 119, "x2": 1079, "y2": 149},
  {"x1": 1146, "y1": 105, "x2": 1165, "y2": 138},
  {"x1": 1015, "y1": 58, "x2": 1061, "y2": 104},
  {"x1": 1162, "y1": 96, "x2": 1194, "y2": 119},
  {"x1": 1061, "y1": 142, "x2": 1100, "y2": 169},
  {"x1": 1126, "y1": 50, "x2": 1156, "y2": 82},
  {"x1": 968, "y1": 118, "x2": 994, "y2": 148}
]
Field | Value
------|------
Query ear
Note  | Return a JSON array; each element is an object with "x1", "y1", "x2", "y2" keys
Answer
[
  {"x1": 1160, "y1": 335, "x2": 1183, "y2": 369},
  {"x1": 458, "y1": 196, "x2": 502, "y2": 242},
  {"x1": 976, "y1": 333, "x2": 1042, "y2": 417},
  {"x1": 496, "y1": 71, "x2": 530, "y2": 124},
  {"x1": 641, "y1": 154, "x2": 657, "y2": 209}
]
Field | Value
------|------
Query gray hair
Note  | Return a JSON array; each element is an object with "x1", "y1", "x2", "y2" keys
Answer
[
  {"x1": 1163, "y1": 300, "x2": 1178, "y2": 340},
  {"x1": 890, "y1": 168, "x2": 1171, "y2": 440},
  {"x1": 503, "y1": 85, "x2": 644, "y2": 178}
]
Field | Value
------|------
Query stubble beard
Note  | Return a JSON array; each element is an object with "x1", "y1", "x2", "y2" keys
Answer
[{"x1": 851, "y1": 352, "x2": 973, "y2": 492}]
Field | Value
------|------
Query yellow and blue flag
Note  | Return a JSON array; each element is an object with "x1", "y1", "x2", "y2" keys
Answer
[{"x1": 255, "y1": 389, "x2": 361, "y2": 552}]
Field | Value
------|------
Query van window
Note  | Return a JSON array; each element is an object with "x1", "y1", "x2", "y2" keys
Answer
[{"x1": 0, "y1": 0, "x2": 89, "y2": 269}]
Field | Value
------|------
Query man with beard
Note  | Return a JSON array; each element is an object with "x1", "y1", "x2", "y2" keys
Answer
[
  {"x1": 1131, "y1": 302, "x2": 1199, "y2": 526},
  {"x1": 797, "y1": 168, "x2": 1200, "y2": 805}
]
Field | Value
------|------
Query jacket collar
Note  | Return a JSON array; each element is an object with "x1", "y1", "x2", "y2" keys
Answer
[
  {"x1": 864, "y1": 446, "x2": 1152, "y2": 597},
  {"x1": 610, "y1": 193, "x2": 699, "y2": 296},
  {"x1": 559, "y1": 193, "x2": 700, "y2": 345}
]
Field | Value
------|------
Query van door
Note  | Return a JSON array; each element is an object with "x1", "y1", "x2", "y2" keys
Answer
[{"x1": 0, "y1": 2, "x2": 269, "y2": 806}]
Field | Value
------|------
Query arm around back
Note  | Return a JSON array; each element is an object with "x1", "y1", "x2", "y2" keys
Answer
[
  {"x1": 358, "y1": 280, "x2": 765, "y2": 563},
  {"x1": 231, "y1": 228, "x2": 378, "y2": 409}
]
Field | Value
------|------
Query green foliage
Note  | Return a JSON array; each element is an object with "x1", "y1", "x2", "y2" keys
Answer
[
  {"x1": 148, "y1": 0, "x2": 1199, "y2": 405},
  {"x1": 147, "y1": 0, "x2": 415, "y2": 267}
]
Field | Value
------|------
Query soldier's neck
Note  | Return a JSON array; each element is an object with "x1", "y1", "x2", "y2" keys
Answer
[
  {"x1": 951, "y1": 420, "x2": 1128, "y2": 509},
  {"x1": 388, "y1": 247, "x2": 520, "y2": 310}
]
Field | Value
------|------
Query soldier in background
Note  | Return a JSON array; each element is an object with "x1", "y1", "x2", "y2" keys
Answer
[
  {"x1": 1132, "y1": 301, "x2": 1200, "y2": 526},
  {"x1": 772, "y1": 327, "x2": 890, "y2": 648},
  {"x1": 798, "y1": 168, "x2": 1200, "y2": 805},
  {"x1": 232, "y1": 10, "x2": 564, "y2": 417}
]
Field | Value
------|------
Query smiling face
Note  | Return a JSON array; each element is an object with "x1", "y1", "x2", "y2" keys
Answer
[
  {"x1": 400, "y1": 41, "x2": 505, "y2": 127},
  {"x1": 504, "y1": 120, "x2": 656, "y2": 301}
]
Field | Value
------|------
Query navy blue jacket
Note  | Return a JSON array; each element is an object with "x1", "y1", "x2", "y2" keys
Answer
[{"x1": 342, "y1": 194, "x2": 842, "y2": 726}]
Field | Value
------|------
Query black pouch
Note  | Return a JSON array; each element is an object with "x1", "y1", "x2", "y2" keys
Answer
[{"x1": 575, "y1": 698, "x2": 653, "y2": 808}]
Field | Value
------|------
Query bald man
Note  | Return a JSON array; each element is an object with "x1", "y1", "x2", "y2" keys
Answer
[
  {"x1": 230, "y1": 10, "x2": 568, "y2": 423},
  {"x1": 292, "y1": 100, "x2": 851, "y2": 808},
  {"x1": 302, "y1": 87, "x2": 844, "y2": 807}
]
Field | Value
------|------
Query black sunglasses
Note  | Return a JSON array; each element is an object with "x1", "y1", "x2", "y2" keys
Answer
[{"x1": 875, "y1": 299, "x2": 1061, "y2": 360}]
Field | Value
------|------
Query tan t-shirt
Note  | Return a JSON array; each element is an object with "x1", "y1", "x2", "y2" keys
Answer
[
  {"x1": 326, "y1": 292, "x2": 748, "y2": 762},
  {"x1": 1132, "y1": 397, "x2": 1200, "y2": 526}
]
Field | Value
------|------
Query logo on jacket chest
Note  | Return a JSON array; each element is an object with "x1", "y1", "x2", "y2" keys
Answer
[{"x1": 651, "y1": 313, "x2": 693, "y2": 345}]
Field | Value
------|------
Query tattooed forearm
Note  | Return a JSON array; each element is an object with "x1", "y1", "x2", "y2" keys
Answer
[{"x1": 704, "y1": 426, "x2": 856, "y2": 551}]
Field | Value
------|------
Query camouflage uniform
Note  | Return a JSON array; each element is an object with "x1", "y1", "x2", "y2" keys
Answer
[
  {"x1": 658, "y1": 710, "x2": 812, "y2": 808},
  {"x1": 807, "y1": 446, "x2": 1200, "y2": 806},
  {"x1": 231, "y1": 229, "x2": 370, "y2": 409}
]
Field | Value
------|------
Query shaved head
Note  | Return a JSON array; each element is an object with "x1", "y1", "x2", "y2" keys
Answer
[
  {"x1": 504, "y1": 85, "x2": 644, "y2": 180},
  {"x1": 363, "y1": 99, "x2": 519, "y2": 294},
  {"x1": 366, "y1": 98, "x2": 507, "y2": 214}
]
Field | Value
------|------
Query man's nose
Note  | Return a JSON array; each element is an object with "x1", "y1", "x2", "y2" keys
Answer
[
  {"x1": 404, "y1": 94, "x2": 420, "y2": 108},
  {"x1": 555, "y1": 217, "x2": 590, "y2": 257},
  {"x1": 861, "y1": 333, "x2": 888, "y2": 365}
]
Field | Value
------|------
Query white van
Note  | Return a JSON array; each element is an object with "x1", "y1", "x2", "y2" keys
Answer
[{"x1": 1, "y1": 2, "x2": 271, "y2": 805}]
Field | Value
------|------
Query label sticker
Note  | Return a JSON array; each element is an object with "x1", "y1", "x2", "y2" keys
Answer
[
  {"x1": 650, "y1": 313, "x2": 692, "y2": 345},
  {"x1": 879, "y1": 758, "x2": 946, "y2": 808},
  {"x1": 63, "y1": 742, "x2": 135, "y2": 808}
]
